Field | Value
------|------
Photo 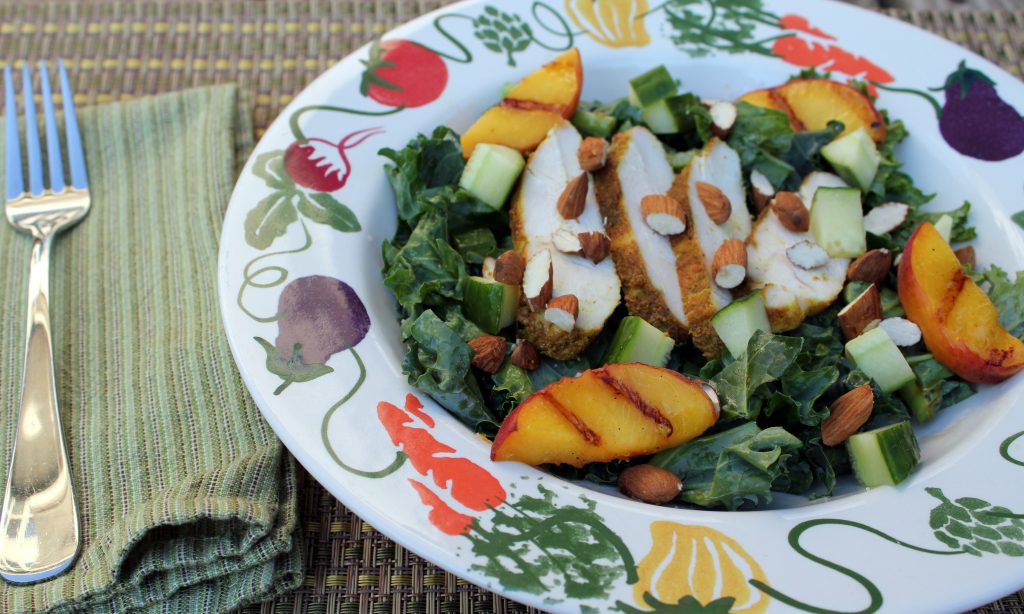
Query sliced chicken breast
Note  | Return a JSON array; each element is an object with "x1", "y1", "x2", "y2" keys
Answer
[
  {"x1": 594, "y1": 126, "x2": 688, "y2": 341},
  {"x1": 746, "y1": 208, "x2": 848, "y2": 331},
  {"x1": 511, "y1": 120, "x2": 621, "y2": 360},
  {"x1": 670, "y1": 138, "x2": 753, "y2": 356}
]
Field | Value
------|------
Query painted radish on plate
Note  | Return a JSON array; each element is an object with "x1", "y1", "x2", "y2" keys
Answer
[{"x1": 283, "y1": 127, "x2": 384, "y2": 192}]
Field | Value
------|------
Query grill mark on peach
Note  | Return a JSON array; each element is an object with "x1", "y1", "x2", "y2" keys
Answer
[
  {"x1": 937, "y1": 269, "x2": 968, "y2": 324},
  {"x1": 595, "y1": 368, "x2": 674, "y2": 436},
  {"x1": 540, "y1": 391, "x2": 601, "y2": 445},
  {"x1": 501, "y1": 97, "x2": 564, "y2": 114},
  {"x1": 988, "y1": 347, "x2": 1013, "y2": 367}
]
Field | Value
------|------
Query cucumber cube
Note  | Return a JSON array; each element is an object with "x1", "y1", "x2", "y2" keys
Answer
[
  {"x1": 463, "y1": 276, "x2": 519, "y2": 334},
  {"x1": 628, "y1": 66, "x2": 677, "y2": 108},
  {"x1": 821, "y1": 127, "x2": 881, "y2": 191},
  {"x1": 847, "y1": 421, "x2": 920, "y2": 487},
  {"x1": 711, "y1": 291, "x2": 772, "y2": 358},
  {"x1": 459, "y1": 144, "x2": 525, "y2": 210},
  {"x1": 642, "y1": 100, "x2": 679, "y2": 134},
  {"x1": 811, "y1": 187, "x2": 867, "y2": 258},
  {"x1": 899, "y1": 380, "x2": 936, "y2": 423},
  {"x1": 572, "y1": 110, "x2": 617, "y2": 138},
  {"x1": 845, "y1": 326, "x2": 916, "y2": 393},
  {"x1": 934, "y1": 214, "x2": 953, "y2": 243},
  {"x1": 603, "y1": 316, "x2": 675, "y2": 367}
]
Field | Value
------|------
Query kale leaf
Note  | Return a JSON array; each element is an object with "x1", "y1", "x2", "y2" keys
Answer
[
  {"x1": 379, "y1": 126, "x2": 466, "y2": 225},
  {"x1": 711, "y1": 330, "x2": 803, "y2": 421},
  {"x1": 651, "y1": 422, "x2": 803, "y2": 509},
  {"x1": 982, "y1": 265, "x2": 1024, "y2": 338}
]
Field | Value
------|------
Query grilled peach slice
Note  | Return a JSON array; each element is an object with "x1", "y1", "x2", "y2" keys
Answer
[
  {"x1": 775, "y1": 79, "x2": 886, "y2": 142},
  {"x1": 491, "y1": 363, "x2": 720, "y2": 467},
  {"x1": 737, "y1": 88, "x2": 803, "y2": 130},
  {"x1": 461, "y1": 48, "x2": 583, "y2": 158},
  {"x1": 898, "y1": 222, "x2": 1024, "y2": 384}
]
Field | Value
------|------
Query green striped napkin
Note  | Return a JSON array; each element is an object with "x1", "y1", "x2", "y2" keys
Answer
[{"x1": 0, "y1": 85, "x2": 303, "y2": 612}]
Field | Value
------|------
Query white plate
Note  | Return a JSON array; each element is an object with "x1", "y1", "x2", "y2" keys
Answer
[{"x1": 218, "y1": 1, "x2": 1024, "y2": 611}]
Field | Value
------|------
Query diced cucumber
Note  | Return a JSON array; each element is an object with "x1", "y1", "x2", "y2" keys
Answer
[
  {"x1": 847, "y1": 421, "x2": 920, "y2": 487},
  {"x1": 463, "y1": 276, "x2": 519, "y2": 334},
  {"x1": 572, "y1": 110, "x2": 617, "y2": 138},
  {"x1": 628, "y1": 66, "x2": 676, "y2": 108},
  {"x1": 845, "y1": 326, "x2": 916, "y2": 393},
  {"x1": 880, "y1": 287, "x2": 904, "y2": 318},
  {"x1": 500, "y1": 81, "x2": 516, "y2": 98},
  {"x1": 934, "y1": 214, "x2": 953, "y2": 243},
  {"x1": 459, "y1": 144, "x2": 525, "y2": 210},
  {"x1": 899, "y1": 380, "x2": 936, "y2": 423},
  {"x1": 711, "y1": 291, "x2": 772, "y2": 358},
  {"x1": 843, "y1": 281, "x2": 872, "y2": 304},
  {"x1": 642, "y1": 99, "x2": 679, "y2": 134},
  {"x1": 820, "y1": 127, "x2": 881, "y2": 191},
  {"x1": 667, "y1": 149, "x2": 697, "y2": 172},
  {"x1": 603, "y1": 316, "x2": 675, "y2": 367},
  {"x1": 811, "y1": 187, "x2": 867, "y2": 258}
]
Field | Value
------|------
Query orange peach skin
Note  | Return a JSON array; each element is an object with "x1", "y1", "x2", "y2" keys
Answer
[
  {"x1": 491, "y1": 363, "x2": 719, "y2": 467},
  {"x1": 461, "y1": 48, "x2": 583, "y2": 158},
  {"x1": 775, "y1": 79, "x2": 886, "y2": 142},
  {"x1": 898, "y1": 222, "x2": 1024, "y2": 384}
]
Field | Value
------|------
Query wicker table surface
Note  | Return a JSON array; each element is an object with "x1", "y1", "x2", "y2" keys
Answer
[{"x1": 1, "y1": 2, "x2": 1022, "y2": 612}]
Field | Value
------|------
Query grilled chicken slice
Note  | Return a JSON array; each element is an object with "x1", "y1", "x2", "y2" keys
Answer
[
  {"x1": 746, "y1": 208, "x2": 848, "y2": 331},
  {"x1": 510, "y1": 120, "x2": 620, "y2": 360},
  {"x1": 669, "y1": 138, "x2": 753, "y2": 356},
  {"x1": 594, "y1": 126, "x2": 688, "y2": 341}
]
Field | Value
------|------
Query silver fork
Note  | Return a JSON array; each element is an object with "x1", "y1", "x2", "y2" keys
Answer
[{"x1": 0, "y1": 60, "x2": 88, "y2": 583}]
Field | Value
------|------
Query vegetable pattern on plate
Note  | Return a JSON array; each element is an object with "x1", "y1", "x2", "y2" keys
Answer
[{"x1": 225, "y1": 1, "x2": 1024, "y2": 611}]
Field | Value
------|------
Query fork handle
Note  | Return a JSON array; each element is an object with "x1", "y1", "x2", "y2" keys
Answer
[{"x1": 0, "y1": 234, "x2": 80, "y2": 583}]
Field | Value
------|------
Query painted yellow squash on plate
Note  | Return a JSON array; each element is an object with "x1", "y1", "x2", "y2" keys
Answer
[
  {"x1": 633, "y1": 521, "x2": 770, "y2": 613},
  {"x1": 565, "y1": 0, "x2": 651, "y2": 48}
]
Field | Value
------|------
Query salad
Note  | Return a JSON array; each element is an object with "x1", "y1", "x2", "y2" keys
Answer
[{"x1": 380, "y1": 49, "x2": 1024, "y2": 510}]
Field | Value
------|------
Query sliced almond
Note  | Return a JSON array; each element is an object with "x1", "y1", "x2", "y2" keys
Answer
[
  {"x1": 821, "y1": 384, "x2": 874, "y2": 446},
  {"x1": 618, "y1": 464, "x2": 683, "y2": 505},
  {"x1": 523, "y1": 249, "x2": 553, "y2": 311},
  {"x1": 838, "y1": 284, "x2": 883, "y2": 341},
  {"x1": 696, "y1": 181, "x2": 732, "y2": 224},
  {"x1": 482, "y1": 256, "x2": 496, "y2": 281},
  {"x1": 863, "y1": 202, "x2": 910, "y2": 236},
  {"x1": 954, "y1": 245, "x2": 976, "y2": 269},
  {"x1": 772, "y1": 192, "x2": 809, "y2": 232},
  {"x1": 557, "y1": 173, "x2": 588, "y2": 220},
  {"x1": 641, "y1": 194, "x2": 687, "y2": 236},
  {"x1": 577, "y1": 136, "x2": 609, "y2": 172},
  {"x1": 712, "y1": 239, "x2": 747, "y2": 289},
  {"x1": 846, "y1": 248, "x2": 892, "y2": 285},
  {"x1": 750, "y1": 169, "x2": 775, "y2": 213},
  {"x1": 544, "y1": 294, "x2": 579, "y2": 333},
  {"x1": 786, "y1": 240, "x2": 829, "y2": 270},
  {"x1": 578, "y1": 231, "x2": 611, "y2": 264},
  {"x1": 468, "y1": 334, "x2": 507, "y2": 374},
  {"x1": 493, "y1": 250, "x2": 526, "y2": 286},
  {"x1": 552, "y1": 226, "x2": 583, "y2": 255},
  {"x1": 510, "y1": 340, "x2": 541, "y2": 371},
  {"x1": 880, "y1": 317, "x2": 922, "y2": 347},
  {"x1": 709, "y1": 101, "x2": 737, "y2": 139}
]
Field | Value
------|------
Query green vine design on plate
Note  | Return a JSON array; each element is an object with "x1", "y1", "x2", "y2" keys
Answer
[
  {"x1": 320, "y1": 347, "x2": 407, "y2": 478},
  {"x1": 750, "y1": 435, "x2": 1024, "y2": 614},
  {"x1": 1003, "y1": 430, "x2": 1024, "y2": 466},
  {"x1": 236, "y1": 220, "x2": 313, "y2": 322}
]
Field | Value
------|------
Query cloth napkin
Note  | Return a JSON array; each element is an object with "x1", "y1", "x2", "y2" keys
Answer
[{"x1": 0, "y1": 85, "x2": 303, "y2": 612}]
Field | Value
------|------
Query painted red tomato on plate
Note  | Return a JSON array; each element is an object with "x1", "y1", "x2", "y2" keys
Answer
[{"x1": 360, "y1": 40, "x2": 448, "y2": 108}]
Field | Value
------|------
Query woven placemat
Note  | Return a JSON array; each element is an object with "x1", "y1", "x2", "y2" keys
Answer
[{"x1": 0, "y1": 2, "x2": 1021, "y2": 613}]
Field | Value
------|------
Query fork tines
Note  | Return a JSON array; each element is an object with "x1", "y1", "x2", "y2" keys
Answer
[{"x1": 4, "y1": 60, "x2": 88, "y2": 201}]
